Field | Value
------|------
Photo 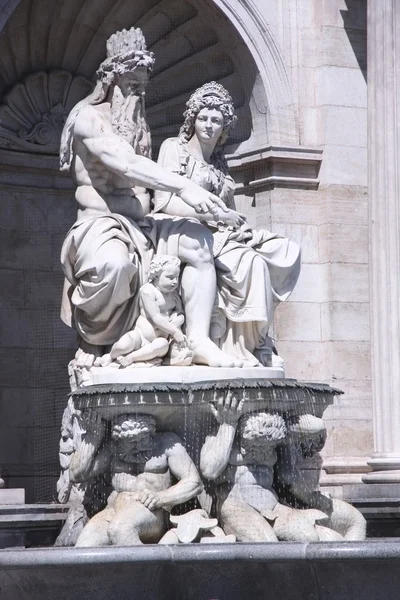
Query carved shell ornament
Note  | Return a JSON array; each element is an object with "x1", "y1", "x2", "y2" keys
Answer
[{"x1": 0, "y1": 70, "x2": 93, "y2": 154}]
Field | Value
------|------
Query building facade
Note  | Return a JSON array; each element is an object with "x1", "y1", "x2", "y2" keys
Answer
[{"x1": 0, "y1": 0, "x2": 384, "y2": 501}]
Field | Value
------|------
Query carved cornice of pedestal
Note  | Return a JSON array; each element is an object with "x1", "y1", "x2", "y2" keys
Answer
[
  {"x1": 226, "y1": 145, "x2": 323, "y2": 191},
  {"x1": 71, "y1": 378, "x2": 340, "y2": 431}
]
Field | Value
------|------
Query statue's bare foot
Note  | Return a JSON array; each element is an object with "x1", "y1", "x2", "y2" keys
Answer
[
  {"x1": 117, "y1": 353, "x2": 136, "y2": 368},
  {"x1": 188, "y1": 338, "x2": 243, "y2": 368},
  {"x1": 75, "y1": 344, "x2": 102, "y2": 370},
  {"x1": 98, "y1": 353, "x2": 113, "y2": 367},
  {"x1": 126, "y1": 358, "x2": 162, "y2": 368},
  {"x1": 243, "y1": 358, "x2": 261, "y2": 368}
]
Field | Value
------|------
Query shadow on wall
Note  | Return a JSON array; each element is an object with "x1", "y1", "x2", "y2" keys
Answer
[{"x1": 341, "y1": 0, "x2": 367, "y2": 82}]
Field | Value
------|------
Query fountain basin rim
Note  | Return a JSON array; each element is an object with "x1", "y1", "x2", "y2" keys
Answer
[
  {"x1": 70, "y1": 379, "x2": 343, "y2": 397},
  {"x1": 0, "y1": 541, "x2": 399, "y2": 568}
]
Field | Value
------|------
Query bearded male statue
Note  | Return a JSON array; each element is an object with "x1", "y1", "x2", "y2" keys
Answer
[{"x1": 59, "y1": 27, "x2": 246, "y2": 369}]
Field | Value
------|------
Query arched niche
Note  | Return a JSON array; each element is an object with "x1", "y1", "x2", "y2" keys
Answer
[{"x1": 0, "y1": 0, "x2": 320, "y2": 187}]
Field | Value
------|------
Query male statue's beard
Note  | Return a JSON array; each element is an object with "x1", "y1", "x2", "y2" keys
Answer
[{"x1": 111, "y1": 86, "x2": 152, "y2": 158}]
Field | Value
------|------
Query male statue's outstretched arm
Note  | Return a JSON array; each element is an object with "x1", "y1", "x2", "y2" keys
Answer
[
  {"x1": 74, "y1": 107, "x2": 227, "y2": 219},
  {"x1": 200, "y1": 392, "x2": 244, "y2": 480},
  {"x1": 69, "y1": 411, "x2": 110, "y2": 483}
]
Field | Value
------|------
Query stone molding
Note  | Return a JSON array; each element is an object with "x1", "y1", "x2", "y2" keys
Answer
[
  {"x1": 322, "y1": 456, "x2": 371, "y2": 476},
  {"x1": 0, "y1": 143, "x2": 322, "y2": 193},
  {"x1": 227, "y1": 145, "x2": 322, "y2": 191}
]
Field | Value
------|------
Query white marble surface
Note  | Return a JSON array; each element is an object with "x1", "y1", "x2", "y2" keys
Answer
[
  {"x1": 0, "y1": 489, "x2": 25, "y2": 505},
  {"x1": 80, "y1": 365, "x2": 285, "y2": 387}
]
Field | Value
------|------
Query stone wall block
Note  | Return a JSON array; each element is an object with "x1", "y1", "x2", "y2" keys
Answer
[
  {"x1": 23, "y1": 193, "x2": 75, "y2": 234},
  {"x1": 0, "y1": 387, "x2": 56, "y2": 428},
  {"x1": 329, "y1": 263, "x2": 369, "y2": 302},
  {"x1": 319, "y1": 223, "x2": 368, "y2": 264},
  {"x1": 0, "y1": 348, "x2": 27, "y2": 387},
  {"x1": 0, "y1": 308, "x2": 54, "y2": 349},
  {"x1": 316, "y1": 66, "x2": 367, "y2": 108},
  {"x1": 322, "y1": 106, "x2": 367, "y2": 148},
  {"x1": 0, "y1": 269, "x2": 24, "y2": 309},
  {"x1": 321, "y1": 302, "x2": 370, "y2": 342},
  {"x1": 275, "y1": 301, "x2": 321, "y2": 341},
  {"x1": 271, "y1": 222, "x2": 319, "y2": 263},
  {"x1": 322, "y1": 0, "x2": 367, "y2": 30},
  {"x1": 52, "y1": 317, "x2": 78, "y2": 350},
  {"x1": 331, "y1": 341, "x2": 371, "y2": 381},
  {"x1": 24, "y1": 270, "x2": 64, "y2": 310},
  {"x1": 289, "y1": 263, "x2": 329, "y2": 303},
  {"x1": 0, "y1": 426, "x2": 33, "y2": 465},
  {"x1": 0, "y1": 230, "x2": 53, "y2": 271},
  {"x1": 277, "y1": 340, "x2": 333, "y2": 381},
  {"x1": 321, "y1": 26, "x2": 366, "y2": 70},
  {"x1": 322, "y1": 185, "x2": 368, "y2": 225},
  {"x1": 271, "y1": 188, "x2": 321, "y2": 225},
  {"x1": 319, "y1": 145, "x2": 367, "y2": 186},
  {"x1": 26, "y1": 348, "x2": 72, "y2": 389},
  {"x1": 322, "y1": 418, "x2": 373, "y2": 458},
  {"x1": 0, "y1": 190, "x2": 25, "y2": 229}
]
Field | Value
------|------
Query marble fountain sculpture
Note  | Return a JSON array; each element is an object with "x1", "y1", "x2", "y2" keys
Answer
[{"x1": 55, "y1": 27, "x2": 366, "y2": 549}]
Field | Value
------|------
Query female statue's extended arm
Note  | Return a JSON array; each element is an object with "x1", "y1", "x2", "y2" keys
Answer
[{"x1": 155, "y1": 138, "x2": 246, "y2": 228}]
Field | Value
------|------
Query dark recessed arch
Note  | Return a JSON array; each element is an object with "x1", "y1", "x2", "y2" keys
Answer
[{"x1": 0, "y1": 0, "x2": 298, "y2": 155}]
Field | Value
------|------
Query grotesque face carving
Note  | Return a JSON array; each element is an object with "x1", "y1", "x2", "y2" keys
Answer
[
  {"x1": 112, "y1": 415, "x2": 156, "y2": 462},
  {"x1": 239, "y1": 412, "x2": 287, "y2": 464}
]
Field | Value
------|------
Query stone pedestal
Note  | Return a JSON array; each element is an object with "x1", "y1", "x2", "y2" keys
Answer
[
  {"x1": 0, "y1": 489, "x2": 25, "y2": 505},
  {"x1": 363, "y1": 0, "x2": 400, "y2": 483},
  {"x1": 71, "y1": 376, "x2": 337, "y2": 469}
]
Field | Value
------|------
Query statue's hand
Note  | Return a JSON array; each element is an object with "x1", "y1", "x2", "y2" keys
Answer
[
  {"x1": 79, "y1": 410, "x2": 106, "y2": 448},
  {"x1": 218, "y1": 209, "x2": 247, "y2": 229},
  {"x1": 137, "y1": 489, "x2": 162, "y2": 511},
  {"x1": 210, "y1": 390, "x2": 245, "y2": 426},
  {"x1": 179, "y1": 182, "x2": 229, "y2": 220},
  {"x1": 172, "y1": 329, "x2": 186, "y2": 345},
  {"x1": 169, "y1": 313, "x2": 185, "y2": 328}
]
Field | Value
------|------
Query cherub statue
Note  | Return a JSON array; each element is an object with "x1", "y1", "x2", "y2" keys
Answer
[
  {"x1": 200, "y1": 394, "x2": 327, "y2": 542},
  {"x1": 70, "y1": 412, "x2": 203, "y2": 546},
  {"x1": 100, "y1": 255, "x2": 192, "y2": 367}
]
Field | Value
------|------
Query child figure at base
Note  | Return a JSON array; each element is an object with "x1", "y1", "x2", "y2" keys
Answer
[{"x1": 100, "y1": 255, "x2": 192, "y2": 367}]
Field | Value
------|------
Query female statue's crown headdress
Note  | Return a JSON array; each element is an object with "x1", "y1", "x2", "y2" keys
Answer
[
  {"x1": 180, "y1": 81, "x2": 237, "y2": 153},
  {"x1": 187, "y1": 81, "x2": 234, "y2": 108},
  {"x1": 96, "y1": 27, "x2": 155, "y2": 85}
]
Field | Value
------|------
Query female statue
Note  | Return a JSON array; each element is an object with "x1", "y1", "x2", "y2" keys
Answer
[{"x1": 154, "y1": 82, "x2": 301, "y2": 367}]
